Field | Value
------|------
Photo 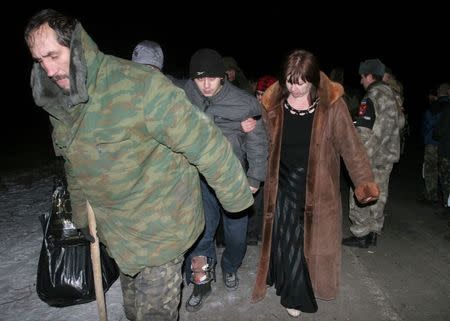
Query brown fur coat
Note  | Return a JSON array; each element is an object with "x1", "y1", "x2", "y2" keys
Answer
[{"x1": 251, "y1": 72, "x2": 377, "y2": 302}]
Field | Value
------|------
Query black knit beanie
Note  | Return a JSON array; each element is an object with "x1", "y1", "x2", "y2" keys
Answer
[{"x1": 189, "y1": 48, "x2": 226, "y2": 79}]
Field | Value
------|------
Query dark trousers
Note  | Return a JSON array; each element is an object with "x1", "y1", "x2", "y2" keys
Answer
[{"x1": 185, "y1": 180, "x2": 248, "y2": 280}]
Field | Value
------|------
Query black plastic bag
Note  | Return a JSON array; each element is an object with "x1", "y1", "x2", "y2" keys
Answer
[{"x1": 36, "y1": 177, "x2": 120, "y2": 307}]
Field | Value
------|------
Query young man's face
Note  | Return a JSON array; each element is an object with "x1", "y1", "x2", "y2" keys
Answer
[
  {"x1": 194, "y1": 77, "x2": 223, "y2": 97},
  {"x1": 28, "y1": 23, "x2": 71, "y2": 93},
  {"x1": 360, "y1": 74, "x2": 374, "y2": 90}
]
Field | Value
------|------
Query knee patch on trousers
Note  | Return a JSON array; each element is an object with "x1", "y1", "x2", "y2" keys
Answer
[{"x1": 190, "y1": 255, "x2": 215, "y2": 285}]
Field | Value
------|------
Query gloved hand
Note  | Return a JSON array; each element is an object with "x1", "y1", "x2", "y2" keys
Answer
[
  {"x1": 354, "y1": 182, "x2": 380, "y2": 204},
  {"x1": 79, "y1": 227, "x2": 95, "y2": 243}
]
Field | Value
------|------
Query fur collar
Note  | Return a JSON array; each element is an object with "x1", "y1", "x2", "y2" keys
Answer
[
  {"x1": 30, "y1": 24, "x2": 100, "y2": 120},
  {"x1": 261, "y1": 71, "x2": 344, "y2": 110}
]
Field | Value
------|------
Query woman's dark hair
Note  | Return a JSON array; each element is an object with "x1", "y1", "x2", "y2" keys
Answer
[
  {"x1": 24, "y1": 9, "x2": 77, "y2": 48},
  {"x1": 276, "y1": 49, "x2": 320, "y2": 106}
]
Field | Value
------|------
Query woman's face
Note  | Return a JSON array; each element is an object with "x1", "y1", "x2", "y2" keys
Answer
[{"x1": 286, "y1": 78, "x2": 312, "y2": 98}]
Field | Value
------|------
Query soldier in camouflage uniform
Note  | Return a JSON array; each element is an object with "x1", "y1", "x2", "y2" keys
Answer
[
  {"x1": 25, "y1": 9, "x2": 253, "y2": 321},
  {"x1": 343, "y1": 59, "x2": 400, "y2": 248}
]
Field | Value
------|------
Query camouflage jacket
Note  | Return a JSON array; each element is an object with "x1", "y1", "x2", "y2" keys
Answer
[
  {"x1": 385, "y1": 77, "x2": 406, "y2": 129},
  {"x1": 30, "y1": 24, "x2": 253, "y2": 276},
  {"x1": 356, "y1": 82, "x2": 401, "y2": 166}
]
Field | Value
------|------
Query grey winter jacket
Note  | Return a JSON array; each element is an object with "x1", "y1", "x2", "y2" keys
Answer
[{"x1": 184, "y1": 80, "x2": 268, "y2": 187}]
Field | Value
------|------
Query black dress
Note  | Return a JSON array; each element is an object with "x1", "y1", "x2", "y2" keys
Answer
[{"x1": 267, "y1": 106, "x2": 318, "y2": 312}]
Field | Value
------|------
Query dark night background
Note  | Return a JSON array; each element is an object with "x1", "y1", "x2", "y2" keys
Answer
[{"x1": 4, "y1": 5, "x2": 449, "y2": 172}]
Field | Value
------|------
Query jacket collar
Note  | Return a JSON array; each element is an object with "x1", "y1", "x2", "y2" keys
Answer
[{"x1": 261, "y1": 71, "x2": 344, "y2": 111}]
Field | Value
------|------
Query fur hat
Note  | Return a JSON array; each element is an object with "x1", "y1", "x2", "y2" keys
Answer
[
  {"x1": 132, "y1": 40, "x2": 164, "y2": 70},
  {"x1": 190, "y1": 49, "x2": 226, "y2": 79},
  {"x1": 358, "y1": 59, "x2": 385, "y2": 77}
]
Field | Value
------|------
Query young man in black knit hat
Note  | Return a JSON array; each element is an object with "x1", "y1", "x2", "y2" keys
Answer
[{"x1": 183, "y1": 48, "x2": 268, "y2": 312}]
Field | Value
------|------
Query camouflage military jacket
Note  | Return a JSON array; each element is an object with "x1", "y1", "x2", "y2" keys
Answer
[
  {"x1": 357, "y1": 82, "x2": 401, "y2": 166},
  {"x1": 30, "y1": 24, "x2": 253, "y2": 276}
]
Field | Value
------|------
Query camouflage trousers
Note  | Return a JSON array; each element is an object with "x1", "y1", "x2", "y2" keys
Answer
[
  {"x1": 120, "y1": 255, "x2": 183, "y2": 321},
  {"x1": 439, "y1": 156, "x2": 450, "y2": 203},
  {"x1": 349, "y1": 164, "x2": 393, "y2": 237},
  {"x1": 423, "y1": 144, "x2": 439, "y2": 201}
]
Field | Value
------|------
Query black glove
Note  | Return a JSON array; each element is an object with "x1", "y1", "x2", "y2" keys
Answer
[{"x1": 79, "y1": 227, "x2": 95, "y2": 243}]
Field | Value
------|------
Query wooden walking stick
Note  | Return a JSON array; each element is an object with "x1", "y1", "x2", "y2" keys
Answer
[{"x1": 87, "y1": 200, "x2": 108, "y2": 321}]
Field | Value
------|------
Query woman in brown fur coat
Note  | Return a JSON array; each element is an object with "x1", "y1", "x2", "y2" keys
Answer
[{"x1": 251, "y1": 50, "x2": 379, "y2": 318}]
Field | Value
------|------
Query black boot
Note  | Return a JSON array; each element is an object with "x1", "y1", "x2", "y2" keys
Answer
[
  {"x1": 185, "y1": 282, "x2": 212, "y2": 312},
  {"x1": 342, "y1": 232, "x2": 377, "y2": 248}
]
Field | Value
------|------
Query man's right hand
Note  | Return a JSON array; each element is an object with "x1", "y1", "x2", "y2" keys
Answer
[
  {"x1": 355, "y1": 182, "x2": 380, "y2": 204},
  {"x1": 241, "y1": 118, "x2": 256, "y2": 133}
]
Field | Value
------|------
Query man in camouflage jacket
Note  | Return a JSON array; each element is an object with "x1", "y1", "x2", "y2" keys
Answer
[
  {"x1": 25, "y1": 9, "x2": 253, "y2": 321},
  {"x1": 343, "y1": 59, "x2": 400, "y2": 248}
]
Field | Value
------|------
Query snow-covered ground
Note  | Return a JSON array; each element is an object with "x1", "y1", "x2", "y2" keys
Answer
[
  {"x1": 0, "y1": 165, "x2": 267, "y2": 321},
  {"x1": 0, "y1": 166, "x2": 126, "y2": 321},
  {"x1": 2, "y1": 154, "x2": 450, "y2": 321}
]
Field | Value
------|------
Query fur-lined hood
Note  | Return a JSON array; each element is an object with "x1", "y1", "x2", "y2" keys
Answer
[
  {"x1": 30, "y1": 23, "x2": 103, "y2": 123},
  {"x1": 261, "y1": 71, "x2": 344, "y2": 111}
]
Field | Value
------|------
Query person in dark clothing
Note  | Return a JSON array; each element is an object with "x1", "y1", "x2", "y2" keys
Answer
[
  {"x1": 223, "y1": 56, "x2": 254, "y2": 94},
  {"x1": 420, "y1": 84, "x2": 444, "y2": 204},
  {"x1": 432, "y1": 83, "x2": 450, "y2": 221}
]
